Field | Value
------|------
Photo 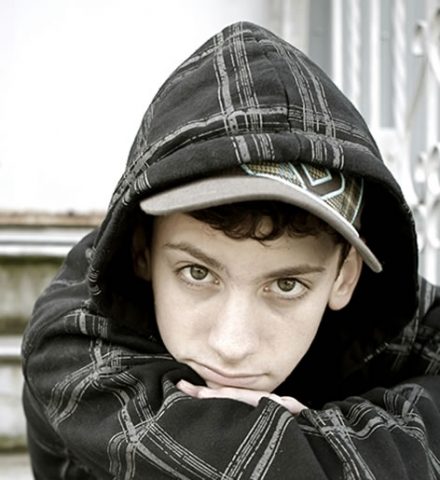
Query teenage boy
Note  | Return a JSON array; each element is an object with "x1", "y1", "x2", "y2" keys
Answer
[{"x1": 22, "y1": 22, "x2": 440, "y2": 479}]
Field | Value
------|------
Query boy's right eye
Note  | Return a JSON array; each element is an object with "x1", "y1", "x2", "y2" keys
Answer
[{"x1": 178, "y1": 264, "x2": 218, "y2": 286}]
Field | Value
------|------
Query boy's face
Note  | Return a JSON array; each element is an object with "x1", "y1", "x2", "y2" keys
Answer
[{"x1": 140, "y1": 212, "x2": 361, "y2": 393}]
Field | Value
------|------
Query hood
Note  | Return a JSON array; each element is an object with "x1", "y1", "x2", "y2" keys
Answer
[{"x1": 87, "y1": 22, "x2": 419, "y2": 400}]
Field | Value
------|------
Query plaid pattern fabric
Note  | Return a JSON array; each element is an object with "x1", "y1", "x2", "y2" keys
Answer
[{"x1": 21, "y1": 21, "x2": 439, "y2": 479}]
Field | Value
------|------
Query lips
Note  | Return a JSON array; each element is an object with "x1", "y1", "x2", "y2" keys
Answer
[{"x1": 192, "y1": 362, "x2": 263, "y2": 388}]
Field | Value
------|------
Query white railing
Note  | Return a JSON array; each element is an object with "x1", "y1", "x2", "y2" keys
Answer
[{"x1": 329, "y1": 0, "x2": 440, "y2": 285}]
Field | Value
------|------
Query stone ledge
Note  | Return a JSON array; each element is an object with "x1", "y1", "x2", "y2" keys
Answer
[
  {"x1": 0, "y1": 211, "x2": 100, "y2": 259},
  {"x1": 0, "y1": 211, "x2": 104, "y2": 227},
  {"x1": 0, "y1": 226, "x2": 94, "y2": 259}
]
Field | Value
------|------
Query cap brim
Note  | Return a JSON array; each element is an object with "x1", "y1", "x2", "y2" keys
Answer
[{"x1": 140, "y1": 175, "x2": 382, "y2": 273}]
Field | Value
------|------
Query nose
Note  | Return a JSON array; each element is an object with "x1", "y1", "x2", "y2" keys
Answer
[{"x1": 208, "y1": 290, "x2": 260, "y2": 363}]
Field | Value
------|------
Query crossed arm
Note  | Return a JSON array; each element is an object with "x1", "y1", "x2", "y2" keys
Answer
[{"x1": 23, "y1": 311, "x2": 440, "y2": 480}]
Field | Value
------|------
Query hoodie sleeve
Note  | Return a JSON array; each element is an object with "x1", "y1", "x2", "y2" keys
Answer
[
  {"x1": 22, "y1": 244, "x2": 440, "y2": 480},
  {"x1": 382, "y1": 276, "x2": 440, "y2": 381}
]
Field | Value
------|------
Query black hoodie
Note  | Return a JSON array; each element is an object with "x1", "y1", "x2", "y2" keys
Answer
[{"x1": 22, "y1": 22, "x2": 440, "y2": 479}]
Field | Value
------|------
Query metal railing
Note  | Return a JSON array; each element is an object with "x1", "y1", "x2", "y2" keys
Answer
[
  {"x1": 328, "y1": 0, "x2": 440, "y2": 285},
  {"x1": 0, "y1": 227, "x2": 91, "y2": 258},
  {"x1": 0, "y1": 336, "x2": 22, "y2": 363}
]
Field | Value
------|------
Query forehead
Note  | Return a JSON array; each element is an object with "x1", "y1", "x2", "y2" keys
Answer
[{"x1": 151, "y1": 213, "x2": 339, "y2": 267}]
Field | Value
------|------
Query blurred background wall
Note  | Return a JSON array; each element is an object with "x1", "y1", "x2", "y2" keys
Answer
[
  {"x1": 1, "y1": 0, "x2": 301, "y2": 213},
  {"x1": 1, "y1": 0, "x2": 440, "y2": 476}
]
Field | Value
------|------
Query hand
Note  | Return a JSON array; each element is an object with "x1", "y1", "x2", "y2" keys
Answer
[{"x1": 177, "y1": 379, "x2": 307, "y2": 415}]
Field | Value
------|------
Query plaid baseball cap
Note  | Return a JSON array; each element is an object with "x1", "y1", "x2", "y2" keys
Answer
[{"x1": 140, "y1": 162, "x2": 382, "y2": 272}]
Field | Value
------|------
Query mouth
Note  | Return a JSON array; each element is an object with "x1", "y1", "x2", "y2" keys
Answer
[{"x1": 191, "y1": 362, "x2": 263, "y2": 389}]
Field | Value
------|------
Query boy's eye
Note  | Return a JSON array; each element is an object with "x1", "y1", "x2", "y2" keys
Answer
[
  {"x1": 265, "y1": 278, "x2": 307, "y2": 299},
  {"x1": 189, "y1": 265, "x2": 209, "y2": 281},
  {"x1": 178, "y1": 264, "x2": 218, "y2": 286},
  {"x1": 277, "y1": 278, "x2": 296, "y2": 292}
]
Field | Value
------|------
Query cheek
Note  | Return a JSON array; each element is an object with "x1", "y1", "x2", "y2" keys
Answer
[
  {"x1": 270, "y1": 325, "x2": 315, "y2": 369},
  {"x1": 275, "y1": 294, "x2": 328, "y2": 341},
  {"x1": 268, "y1": 297, "x2": 330, "y2": 378},
  {"x1": 152, "y1": 278, "x2": 206, "y2": 358}
]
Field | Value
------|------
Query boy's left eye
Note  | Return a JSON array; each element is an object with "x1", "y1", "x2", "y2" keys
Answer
[
  {"x1": 277, "y1": 278, "x2": 297, "y2": 292},
  {"x1": 265, "y1": 278, "x2": 307, "y2": 299}
]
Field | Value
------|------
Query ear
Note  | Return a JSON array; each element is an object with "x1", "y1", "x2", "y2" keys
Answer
[
  {"x1": 132, "y1": 224, "x2": 151, "y2": 281},
  {"x1": 328, "y1": 246, "x2": 363, "y2": 311}
]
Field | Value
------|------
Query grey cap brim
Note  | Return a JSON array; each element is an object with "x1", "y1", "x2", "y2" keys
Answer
[{"x1": 140, "y1": 175, "x2": 382, "y2": 273}]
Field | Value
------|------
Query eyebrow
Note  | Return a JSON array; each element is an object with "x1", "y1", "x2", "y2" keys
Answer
[
  {"x1": 263, "y1": 265, "x2": 326, "y2": 278},
  {"x1": 163, "y1": 242, "x2": 327, "y2": 277},
  {"x1": 164, "y1": 242, "x2": 225, "y2": 271}
]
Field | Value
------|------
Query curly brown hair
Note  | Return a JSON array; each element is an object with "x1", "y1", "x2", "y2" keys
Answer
[
  {"x1": 136, "y1": 201, "x2": 351, "y2": 268},
  {"x1": 189, "y1": 201, "x2": 351, "y2": 267}
]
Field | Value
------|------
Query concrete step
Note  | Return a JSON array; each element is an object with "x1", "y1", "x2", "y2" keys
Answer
[
  {"x1": 0, "y1": 336, "x2": 26, "y2": 451},
  {"x1": 0, "y1": 224, "x2": 92, "y2": 334},
  {"x1": 0, "y1": 453, "x2": 32, "y2": 480},
  {"x1": 0, "y1": 215, "x2": 100, "y2": 470}
]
